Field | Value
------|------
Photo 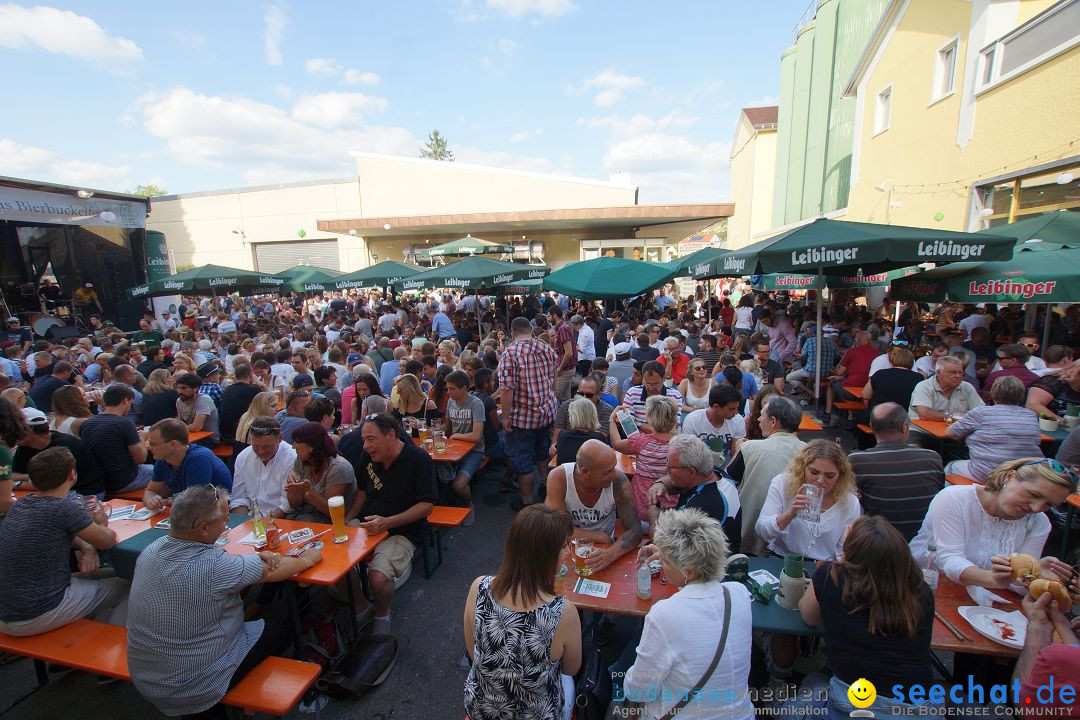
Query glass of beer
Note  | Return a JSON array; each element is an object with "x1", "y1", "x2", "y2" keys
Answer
[
  {"x1": 572, "y1": 538, "x2": 595, "y2": 577},
  {"x1": 433, "y1": 429, "x2": 447, "y2": 453},
  {"x1": 328, "y1": 496, "x2": 348, "y2": 544}
]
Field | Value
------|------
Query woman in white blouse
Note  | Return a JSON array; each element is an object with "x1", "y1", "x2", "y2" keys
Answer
[
  {"x1": 910, "y1": 457, "x2": 1075, "y2": 587},
  {"x1": 755, "y1": 439, "x2": 862, "y2": 562},
  {"x1": 623, "y1": 508, "x2": 753, "y2": 720}
]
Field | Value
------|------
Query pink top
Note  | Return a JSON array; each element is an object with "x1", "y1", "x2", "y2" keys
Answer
[
  {"x1": 627, "y1": 432, "x2": 677, "y2": 521},
  {"x1": 341, "y1": 385, "x2": 357, "y2": 425}
]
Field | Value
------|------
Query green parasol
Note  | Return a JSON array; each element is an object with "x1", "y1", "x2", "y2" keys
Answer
[
  {"x1": 977, "y1": 210, "x2": 1080, "y2": 249},
  {"x1": 750, "y1": 267, "x2": 921, "y2": 291},
  {"x1": 329, "y1": 260, "x2": 421, "y2": 290},
  {"x1": 417, "y1": 234, "x2": 514, "y2": 259},
  {"x1": 273, "y1": 264, "x2": 342, "y2": 293},
  {"x1": 398, "y1": 256, "x2": 548, "y2": 292},
  {"x1": 541, "y1": 257, "x2": 679, "y2": 301},
  {"x1": 670, "y1": 246, "x2": 728, "y2": 278},
  {"x1": 126, "y1": 263, "x2": 287, "y2": 299},
  {"x1": 691, "y1": 217, "x2": 1015, "y2": 278},
  {"x1": 890, "y1": 240, "x2": 1080, "y2": 304}
]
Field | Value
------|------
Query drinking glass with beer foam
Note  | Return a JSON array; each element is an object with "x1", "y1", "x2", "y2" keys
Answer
[{"x1": 328, "y1": 495, "x2": 349, "y2": 544}]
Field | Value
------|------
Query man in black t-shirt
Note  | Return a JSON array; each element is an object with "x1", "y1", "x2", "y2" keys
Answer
[
  {"x1": 342, "y1": 413, "x2": 436, "y2": 634},
  {"x1": 647, "y1": 434, "x2": 742, "y2": 552},
  {"x1": 28, "y1": 362, "x2": 75, "y2": 414},
  {"x1": 218, "y1": 365, "x2": 262, "y2": 441},
  {"x1": 752, "y1": 340, "x2": 784, "y2": 393},
  {"x1": 12, "y1": 415, "x2": 105, "y2": 497}
]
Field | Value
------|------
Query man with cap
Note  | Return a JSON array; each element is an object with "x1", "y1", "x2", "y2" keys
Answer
[
  {"x1": 607, "y1": 342, "x2": 636, "y2": 402},
  {"x1": 0, "y1": 318, "x2": 31, "y2": 355},
  {"x1": 11, "y1": 414, "x2": 105, "y2": 498},
  {"x1": 196, "y1": 362, "x2": 223, "y2": 411},
  {"x1": 152, "y1": 310, "x2": 178, "y2": 334},
  {"x1": 73, "y1": 282, "x2": 103, "y2": 317}
]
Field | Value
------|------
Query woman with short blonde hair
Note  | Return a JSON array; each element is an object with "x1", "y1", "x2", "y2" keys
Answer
[
  {"x1": 554, "y1": 397, "x2": 604, "y2": 465},
  {"x1": 235, "y1": 391, "x2": 281, "y2": 445}
]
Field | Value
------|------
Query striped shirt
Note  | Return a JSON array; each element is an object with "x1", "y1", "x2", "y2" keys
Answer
[
  {"x1": 848, "y1": 441, "x2": 944, "y2": 541},
  {"x1": 497, "y1": 338, "x2": 559, "y2": 429},
  {"x1": 627, "y1": 431, "x2": 677, "y2": 521},
  {"x1": 621, "y1": 385, "x2": 683, "y2": 427},
  {"x1": 127, "y1": 536, "x2": 265, "y2": 716},
  {"x1": 945, "y1": 405, "x2": 1042, "y2": 483}
]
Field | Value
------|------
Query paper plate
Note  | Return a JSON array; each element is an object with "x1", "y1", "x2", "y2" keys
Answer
[{"x1": 957, "y1": 605, "x2": 1026, "y2": 649}]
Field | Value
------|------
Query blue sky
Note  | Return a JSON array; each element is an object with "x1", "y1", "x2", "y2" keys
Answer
[{"x1": 0, "y1": 1, "x2": 806, "y2": 203}]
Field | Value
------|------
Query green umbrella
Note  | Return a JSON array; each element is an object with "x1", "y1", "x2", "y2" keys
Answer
[
  {"x1": 541, "y1": 257, "x2": 678, "y2": 301},
  {"x1": 127, "y1": 263, "x2": 287, "y2": 299},
  {"x1": 691, "y1": 217, "x2": 1016, "y2": 278},
  {"x1": 750, "y1": 267, "x2": 921, "y2": 291},
  {"x1": 329, "y1": 260, "x2": 421, "y2": 290},
  {"x1": 670, "y1": 246, "x2": 728, "y2": 277},
  {"x1": 890, "y1": 241, "x2": 1080, "y2": 304},
  {"x1": 418, "y1": 234, "x2": 514, "y2": 259},
  {"x1": 273, "y1": 264, "x2": 342, "y2": 293},
  {"x1": 977, "y1": 210, "x2": 1080, "y2": 249},
  {"x1": 399, "y1": 256, "x2": 548, "y2": 292},
  {"x1": 492, "y1": 278, "x2": 543, "y2": 295}
]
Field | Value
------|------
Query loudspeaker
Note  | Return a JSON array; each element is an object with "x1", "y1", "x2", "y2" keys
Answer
[{"x1": 45, "y1": 324, "x2": 82, "y2": 341}]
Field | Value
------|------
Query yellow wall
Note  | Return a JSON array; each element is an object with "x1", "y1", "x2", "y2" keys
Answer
[
  {"x1": 728, "y1": 114, "x2": 777, "y2": 249},
  {"x1": 1016, "y1": 0, "x2": 1058, "y2": 24},
  {"x1": 847, "y1": 0, "x2": 1080, "y2": 230}
]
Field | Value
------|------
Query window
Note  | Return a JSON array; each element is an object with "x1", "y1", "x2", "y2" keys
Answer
[
  {"x1": 978, "y1": 0, "x2": 1080, "y2": 90},
  {"x1": 933, "y1": 38, "x2": 958, "y2": 100},
  {"x1": 874, "y1": 85, "x2": 892, "y2": 135}
]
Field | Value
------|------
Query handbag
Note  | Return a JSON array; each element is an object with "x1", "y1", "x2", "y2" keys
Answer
[{"x1": 317, "y1": 633, "x2": 398, "y2": 699}]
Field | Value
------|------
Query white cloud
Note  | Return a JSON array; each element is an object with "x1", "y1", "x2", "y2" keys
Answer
[
  {"x1": 509, "y1": 128, "x2": 543, "y2": 143},
  {"x1": 454, "y1": 146, "x2": 554, "y2": 174},
  {"x1": 0, "y1": 138, "x2": 132, "y2": 189},
  {"x1": 571, "y1": 68, "x2": 645, "y2": 107},
  {"x1": 274, "y1": 83, "x2": 293, "y2": 99},
  {"x1": 497, "y1": 38, "x2": 519, "y2": 54},
  {"x1": 263, "y1": 4, "x2": 286, "y2": 65},
  {"x1": 0, "y1": 4, "x2": 142, "y2": 73},
  {"x1": 577, "y1": 111, "x2": 698, "y2": 137},
  {"x1": 305, "y1": 58, "x2": 380, "y2": 86},
  {"x1": 343, "y1": 69, "x2": 379, "y2": 86},
  {"x1": 135, "y1": 87, "x2": 416, "y2": 185},
  {"x1": 485, "y1": 0, "x2": 576, "y2": 17},
  {"x1": 744, "y1": 95, "x2": 779, "y2": 107},
  {"x1": 305, "y1": 57, "x2": 338, "y2": 75},
  {"x1": 291, "y1": 92, "x2": 389, "y2": 128}
]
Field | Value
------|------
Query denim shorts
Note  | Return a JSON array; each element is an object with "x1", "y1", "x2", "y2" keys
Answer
[
  {"x1": 452, "y1": 449, "x2": 486, "y2": 482},
  {"x1": 506, "y1": 425, "x2": 552, "y2": 475}
]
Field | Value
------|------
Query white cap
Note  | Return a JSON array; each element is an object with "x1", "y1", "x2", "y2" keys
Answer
[
  {"x1": 5, "y1": 317, "x2": 18, "y2": 323},
  {"x1": 613, "y1": 342, "x2": 632, "y2": 356},
  {"x1": 22, "y1": 408, "x2": 47, "y2": 423}
]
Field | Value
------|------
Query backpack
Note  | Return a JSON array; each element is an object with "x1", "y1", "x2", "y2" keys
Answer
[{"x1": 316, "y1": 634, "x2": 398, "y2": 699}]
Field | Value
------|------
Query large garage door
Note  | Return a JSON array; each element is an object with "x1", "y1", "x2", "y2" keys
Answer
[{"x1": 254, "y1": 240, "x2": 341, "y2": 273}]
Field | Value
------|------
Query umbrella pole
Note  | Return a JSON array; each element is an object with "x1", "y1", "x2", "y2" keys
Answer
[
  {"x1": 814, "y1": 270, "x2": 823, "y2": 415},
  {"x1": 706, "y1": 281, "x2": 712, "y2": 326},
  {"x1": 1042, "y1": 304, "x2": 1053, "y2": 350},
  {"x1": 475, "y1": 291, "x2": 482, "y2": 337}
]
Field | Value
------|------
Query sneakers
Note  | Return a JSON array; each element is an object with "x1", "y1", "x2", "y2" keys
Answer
[{"x1": 461, "y1": 507, "x2": 475, "y2": 527}]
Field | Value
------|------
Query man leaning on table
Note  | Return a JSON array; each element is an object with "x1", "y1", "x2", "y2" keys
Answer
[
  {"x1": 230, "y1": 417, "x2": 296, "y2": 517},
  {"x1": 343, "y1": 412, "x2": 437, "y2": 634},
  {"x1": 128, "y1": 485, "x2": 322, "y2": 718},
  {"x1": 142, "y1": 418, "x2": 233, "y2": 511},
  {"x1": 544, "y1": 439, "x2": 643, "y2": 573},
  {"x1": 907, "y1": 355, "x2": 982, "y2": 458}
]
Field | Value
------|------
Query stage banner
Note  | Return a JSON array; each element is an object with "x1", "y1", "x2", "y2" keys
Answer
[{"x1": 0, "y1": 187, "x2": 146, "y2": 228}]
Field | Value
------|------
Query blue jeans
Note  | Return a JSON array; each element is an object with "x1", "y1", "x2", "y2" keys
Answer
[
  {"x1": 781, "y1": 674, "x2": 925, "y2": 720},
  {"x1": 114, "y1": 464, "x2": 154, "y2": 494},
  {"x1": 506, "y1": 425, "x2": 552, "y2": 476}
]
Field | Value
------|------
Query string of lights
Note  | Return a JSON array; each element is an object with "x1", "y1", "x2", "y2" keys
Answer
[{"x1": 889, "y1": 138, "x2": 1078, "y2": 191}]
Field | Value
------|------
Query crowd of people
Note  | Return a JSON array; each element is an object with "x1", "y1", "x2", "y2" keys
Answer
[{"x1": 0, "y1": 284, "x2": 1078, "y2": 719}]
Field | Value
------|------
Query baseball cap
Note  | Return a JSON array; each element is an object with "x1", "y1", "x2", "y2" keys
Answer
[
  {"x1": 22, "y1": 408, "x2": 47, "y2": 423},
  {"x1": 5, "y1": 317, "x2": 18, "y2": 323},
  {"x1": 196, "y1": 362, "x2": 221, "y2": 378},
  {"x1": 292, "y1": 374, "x2": 315, "y2": 389},
  {"x1": 613, "y1": 342, "x2": 632, "y2": 356},
  {"x1": 26, "y1": 414, "x2": 50, "y2": 433}
]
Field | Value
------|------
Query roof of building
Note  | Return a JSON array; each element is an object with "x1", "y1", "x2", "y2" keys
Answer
[
  {"x1": 742, "y1": 106, "x2": 779, "y2": 130},
  {"x1": 0, "y1": 175, "x2": 152, "y2": 205},
  {"x1": 317, "y1": 204, "x2": 734, "y2": 238}
]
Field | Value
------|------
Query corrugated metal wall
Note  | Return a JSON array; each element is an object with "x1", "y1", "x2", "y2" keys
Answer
[{"x1": 254, "y1": 240, "x2": 341, "y2": 273}]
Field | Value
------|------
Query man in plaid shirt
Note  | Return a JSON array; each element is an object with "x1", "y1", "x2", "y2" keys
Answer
[
  {"x1": 498, "y1": 316, "x2": 558, "y2": 511},
  {"x1": 784, "y1": 327, "x2": 840, "y2": 404},
  {"x1": 548, "y1": 305, "x2": 577, "y2": 403}
]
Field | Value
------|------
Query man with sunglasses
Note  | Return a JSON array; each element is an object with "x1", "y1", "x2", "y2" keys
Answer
[
  {"x1": 230, "y1": 417, "x2": 296, "y2": 517},
  {"x1": 983, "y1": 343, "x2": 1039, "y2": 397},
  {"x1": 990, "y1": 332, "x2": 1046, "y2": 374},
  {"x1": 552, "y1": 375, "x2": 613, "y2": 445}
]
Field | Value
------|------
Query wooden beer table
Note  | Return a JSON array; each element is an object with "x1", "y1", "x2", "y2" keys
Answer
[
  {"x1": 555, "y1": 545, "x2": 675, "y2": 618},
  {"x1": 798, "y1": 415, "x2": 822, "y2": 432},
  {"x1": 413, "y1": 437, "x2": 476, "y2": 463},
  {"x1": 189, "y1": 430, "x2": 213, "y2": 443},
  {"x1": 913, "y1": 418, "x2": 1055, "y2": 443},
  {"x1": 930, "y1": 577, "x2": 1021, "y2": 661}
]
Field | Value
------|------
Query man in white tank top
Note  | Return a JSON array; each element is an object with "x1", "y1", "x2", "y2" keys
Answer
[{"x1": 544, "y1": 439, "x2": 643, "y2": 575}]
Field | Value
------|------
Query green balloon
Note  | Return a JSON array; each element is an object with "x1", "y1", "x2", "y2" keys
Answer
[
  {"x1": 297, "y1": 228, "x2": 307, "y2": 238},
  {"x1": 934, "y1": 212, "x2": 944, "y2": 222}
]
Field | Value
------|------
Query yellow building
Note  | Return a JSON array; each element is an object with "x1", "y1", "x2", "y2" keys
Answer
[
  {"x1": 843, "y1": 0, "x2": 1080, "y2": 231},
  {"x1": 727, "y1": 107, "x2": 778, "y2": 248},
  {"x1": 148, "y1": 152, "x2": 731, "y2": 273}
]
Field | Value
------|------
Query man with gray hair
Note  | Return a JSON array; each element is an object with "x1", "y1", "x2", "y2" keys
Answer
[
  {"x1": 728, "y1": 396, "x2": 806, "y2": 555},
  {"x1": 908, "y1": 355, "x2": 982, "y2": 457},
  {"x1": 648, "y1": 433, "x2": 743, "y2": 551},
  {"x1": 848, "y1": 402, "x2": 943, "y2": 541},
  {"x1": 127, "y1": 485, "x2": 322, "y2": 717}
]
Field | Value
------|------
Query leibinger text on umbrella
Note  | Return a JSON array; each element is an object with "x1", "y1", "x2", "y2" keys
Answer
[
  {"x1": 260, "y1": 277, "x2": 284, "y2": 285},
  {"x1": 898, "y1": 280, "x2": 938, "y2": 296},
  {"x1": 208, "y1": 277, "x2": 238, "y2": 287},
  {"x1": 402, "y1": 279, "x2": 425, "y2": 290},
  {"x1": 528, "y1": 269, "x2": 547, "y2": 278},
  {"x1": 164, "y1": 280, "x2": 185, "y2": 290},
  {"x1": 774, "y1": 276, "x2": 816, "y2": 287},
  {"x1": 790, "y1": 247, "x2": 859, "y2": 266},
  {"x1": 131, "y1": 285, "x2": 150, "y2": 297},
  {"x1": 493, "y1": 274, "x2": 514, "y2": 284},
  {"x1": 917, "y1": 240, "x2": 986, "y2": 259},
  {"x1": 445, "y1": 278, "x2": 470, "y2": 288},
  {"x1": 723, "y1": 256, "x2": 747, "y2": 272},
  {"x1": 303, "y1": 283, "x2": 324, "y2": 291},
  {"x1": 969, "y1": 279, "x2": 1056, "y2": 298}
]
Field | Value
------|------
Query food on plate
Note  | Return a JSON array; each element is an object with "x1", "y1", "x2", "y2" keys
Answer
[
  {"x1": 1009, "y1": 553, "x2": 1041, "y2": 583},
  {"x1": 1028, "y1": 577, "x2": 1073, "y2": 611},
  {"x1": 990, "y1": 617, "x2": 1017, "y2": 641}
]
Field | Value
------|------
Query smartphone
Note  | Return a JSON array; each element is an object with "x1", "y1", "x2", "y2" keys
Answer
[{"x1": 616, "y1": 409, "x2": 639, "y2": 438}]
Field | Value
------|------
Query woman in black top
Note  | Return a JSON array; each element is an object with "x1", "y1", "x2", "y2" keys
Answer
[
  {"x1": 795, "y1": 515, "x2": 934, "y2": 717},
  {"x1": 140, "y1": 369, "x2": 179, "y2": 426},
  {"x1": 553, "y1": 397, "x2": 605, "y2": 464}
]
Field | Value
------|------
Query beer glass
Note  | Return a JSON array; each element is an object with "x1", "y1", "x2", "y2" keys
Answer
[
  {"x1": 798, "y1": 484, "x2": 824, "y2": 524},
  {"x1": 571, "y1": 538, "x2": 595, "y2": 577},
  {"x1": 433, "y1": 429, "x2": 447, "y2": 453},
  {"x1": 328, "y1": 496, "x2": 348, "y2": 544}
]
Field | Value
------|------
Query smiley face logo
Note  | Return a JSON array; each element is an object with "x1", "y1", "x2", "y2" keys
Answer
[{"x1": 847, "y1": 678, "x2": 876, "y2": 710}]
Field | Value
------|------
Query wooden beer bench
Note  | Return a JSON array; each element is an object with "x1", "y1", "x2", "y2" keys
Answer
[
  {"x1": 0, "y1": 619, "x2": 320, "y2": 718},
  {"x1": 421, "y1": 505, "x2": 472, "y2": 579}
]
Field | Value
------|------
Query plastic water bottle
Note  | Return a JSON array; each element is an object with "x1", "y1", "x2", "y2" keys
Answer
[
  {"x1": 636, "y1": 560, "x2": 652, "y2": 600},
  {"x1": 922, "y1": 544, "x2": 939, "y2": 591}
]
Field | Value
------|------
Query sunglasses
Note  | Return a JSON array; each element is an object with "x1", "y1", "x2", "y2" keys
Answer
[
  {"x1": 890, "y1": 340, "x2": 909, "y2": 347},
  {"x1": 1017, "y1": 458, "x2": 1080, "y2": 484},
  {"x1": 248, "y1": 426, "x2": 281, "y2": 437},
  {"x1": 692, "y1": 365, "x2": 707, "y2": 371},
  {"x1": 577, "y1": 391, "x2": 596, "y2": 399},
  {"x1": 1022, "y1": 342, "x2": 1039, "y2": 348}
]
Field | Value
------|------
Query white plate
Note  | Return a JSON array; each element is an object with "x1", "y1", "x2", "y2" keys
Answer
[{"x1": 957, "y1": 605, "x2": 1026, "y2": 649}]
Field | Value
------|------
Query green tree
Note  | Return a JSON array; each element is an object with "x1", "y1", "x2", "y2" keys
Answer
[
  {"x1": 419, "y1": 129, "x2": 454, "y2": 161},
  {"x1": 130, "y1": 183, "x2": 168, "y2": 197},
  {"x1": 175, "y1": 264, "x2": 196, "y2": 272}
]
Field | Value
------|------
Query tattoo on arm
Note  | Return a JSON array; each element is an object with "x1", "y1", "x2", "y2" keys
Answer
[{"x1": 612, "y1": 475, "x2": 643, "y2": 553}]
